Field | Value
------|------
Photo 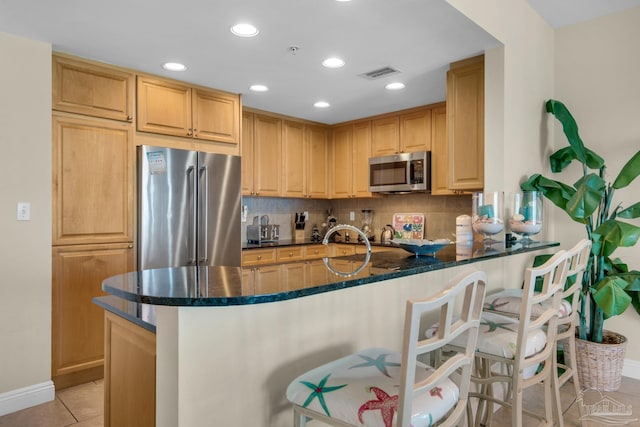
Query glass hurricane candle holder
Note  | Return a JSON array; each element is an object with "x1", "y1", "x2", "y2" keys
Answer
[
  {"x1": 472, "y1": 191, "x2": 504, "y2": 244},
  {"x1": 510, "y1": 191, "x2": 543, "y2": 244}
]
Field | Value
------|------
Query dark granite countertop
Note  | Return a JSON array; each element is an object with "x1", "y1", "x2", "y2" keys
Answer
[
  {"x1": 101, "y1": 240, "x2": 559, "y2": 310},
  {"x1": 242, "y1": 239, "x2": 394, "y2": 249}
]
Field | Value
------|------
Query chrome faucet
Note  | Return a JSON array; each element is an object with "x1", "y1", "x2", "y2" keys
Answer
[
  {"x1": 322, "y1": 224, "x2": 371, "y2": 277},
  {"x1": 322, "y1": 224, "x2": 371, "y2": 253}
]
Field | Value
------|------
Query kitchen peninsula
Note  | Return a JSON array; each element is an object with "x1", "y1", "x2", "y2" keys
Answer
[{"x1": 96, "y1": 240, "x2": 558, "y2": 427}]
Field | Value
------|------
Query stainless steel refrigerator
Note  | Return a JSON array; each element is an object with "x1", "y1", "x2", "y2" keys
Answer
[{"x1": 137, "y1": 145, "x2": 241, "y2": 270}]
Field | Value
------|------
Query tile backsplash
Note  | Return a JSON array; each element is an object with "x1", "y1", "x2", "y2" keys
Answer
[{"x1": 242, "y1": 193, "x2": 472, "y2": 242}]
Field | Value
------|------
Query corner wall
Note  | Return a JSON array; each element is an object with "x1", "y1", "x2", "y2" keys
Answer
[
  {"x1": 553, "y1": 7, "x2": 640, "y2": 373},
  {"x1": 0, "y1": 33, "x2": 53, "y2": 413}
]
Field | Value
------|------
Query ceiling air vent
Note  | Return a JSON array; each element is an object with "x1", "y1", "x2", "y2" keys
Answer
[{"x1": 359, "y1": 66, "x2": 400, "y2": 80}]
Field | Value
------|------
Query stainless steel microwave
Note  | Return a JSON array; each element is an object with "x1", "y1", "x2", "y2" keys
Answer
[{"x1": 368, "y1": 151, "x2": 431, "y2": 193}]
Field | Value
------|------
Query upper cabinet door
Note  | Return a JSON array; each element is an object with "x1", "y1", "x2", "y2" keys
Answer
[
  {"x1": 331, "y1": 124, "x2": 354, "y2": 198},
  {"x1": 241, "y1": 111, "x2": 255, "y2": 195},
  {"x1": 447, "y1": 54, "x2": 484, "y2": 191},
  {"x1": 192, "y1": 88, "x2": 240, "y2": 144},
  {"x1": 53, "y1": 55, "x2": 134, "y2": 122},
  {"x1": 400, "y1": 109, "x2": 431, "y2": 152},
  {"x1": 306, "y1": 125, "x2": 329, "y2": 198},
  {"x1": 253, "y1": 114, "x2": 282, "y2": 197},
  {"x1": 352, "y1": 121, "x2": 372, "y2": 198},
  {"x1": 281, "y1": 120, "x2": 306, "y2": 198},
  {"x1": 430, "y1": 104, "x2": 456, "y2": 196},
  {"x1": 52, "y1": 113, "x2": 134, "y2": 245},
  {"x1": 371, "y1": 116, "x2": 400, "y2": 156},
  {"x1": 136, "y1": 76, "x2": 192, "y2": 137}
]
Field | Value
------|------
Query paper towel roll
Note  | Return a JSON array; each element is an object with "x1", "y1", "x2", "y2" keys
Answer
[{"x1": 456, "y1": 214, "x2": 473, "y2": 243}]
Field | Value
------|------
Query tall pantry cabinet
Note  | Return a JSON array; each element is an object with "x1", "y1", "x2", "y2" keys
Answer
[{"x1": 51, "y1": 54, "x2": 135, "y2": 389}]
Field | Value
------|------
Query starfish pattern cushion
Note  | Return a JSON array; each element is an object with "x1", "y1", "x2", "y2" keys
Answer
[
  {"x1": 483, "y1": 289, "x2": 572, "y2": 318},
  {"x1": 286, "y1": 347, "x2": 459, "y2": 427},
  {"x1": 426, "y1": 312, "x2": 547, "y2": 379}
]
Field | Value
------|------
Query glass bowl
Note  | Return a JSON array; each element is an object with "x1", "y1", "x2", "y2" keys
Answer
[{"x1": 393, "y1": 239, "x2": 453, "y2": 257}]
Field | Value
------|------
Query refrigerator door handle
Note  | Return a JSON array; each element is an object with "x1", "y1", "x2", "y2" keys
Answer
[
  {"x1": 187, "y1": 165, "x2": 197, "y2": 264},
  {"x1": 199, "y1": 165, "x2": 209, "y2": 264}
]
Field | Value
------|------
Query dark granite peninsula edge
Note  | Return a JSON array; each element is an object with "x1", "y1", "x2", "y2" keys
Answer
[
  {"x1": 96, "y1": 240, "x2": 560, "y2": 427},
  {"x1": 101, "y1": 241, "x2": 559, "y2": 307}
]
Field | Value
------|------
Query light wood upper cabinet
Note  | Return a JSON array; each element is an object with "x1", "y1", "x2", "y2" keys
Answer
[
  {"x1": 242, "y1": 112, "x2": 282, "y2": 196},
  {"x1": 136, "y1": 76, "x2": 191, "y2": 137},
  {"x1": 331, "y1": 124, "x2": 354, "y2": 198},
  {"x1": 52, "y1": 113, "x2": 134, "y2": 245},
  {"x1": 332, "y1": 122, "x2": 373, "y2": 198},
  {"x1": 447, "y1": 54, "x2": 484, "y2": 191},
  {"x1": 371, "y1": 116, "x2": 399, "y2": 156},
  {"x1": 52, "y1": 242, "x2": 134, "y2": 388},
  {"x1": 281, "y1": 120, "x2": 306, "y2": 198},
  {"x1": 331, "y1": 121, "x2": 372, "y2": 198},
  {"x1": 244, "y1": 111, "x2": 328, "y2": 198},
  {"x1": 430, "y1": 104, "x2": 456, "y2": 196},
  {"x1": 253, "y1": 114, "x2": 282, "y2": 196},
  {"x1": 52, "y1": 54, "x2": 134, "y2": 122},
  {"x1": 370, "y1": 107, "x2": 432, "y2": 156},
  {"x1": 400, "y1": 109, "x2": 432, "y2": 152},
  {"x1": 241, "y1": 111, "x2": 255, "y2": 195},
  {"x1": 352, "y1": 121, "x2": 373, "y2": 197},
  {"x1": 192, "y1": 88, "x2": 240, "y2": 144},
  {"x1": 137, "y1": 75, "x2": 240, "y2": 145},
  {"x1": 306, "y1": 125, "x2": 329, "y2": 198}
]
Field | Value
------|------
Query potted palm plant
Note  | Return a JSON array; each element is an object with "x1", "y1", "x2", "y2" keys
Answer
[{"x1": 522, "y1": 99, "x2": 640, "y2": 390}]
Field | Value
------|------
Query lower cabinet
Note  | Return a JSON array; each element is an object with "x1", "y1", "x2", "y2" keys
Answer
[
  {"x1": 104, "y1": 311, "x2": 156, "y2": 427},
  {"x1": 52, "y1": 243, "x2": 134, "y2": 389}
]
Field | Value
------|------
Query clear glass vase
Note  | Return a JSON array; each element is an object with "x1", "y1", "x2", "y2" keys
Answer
[
  {"x1": 509, "y1": 191, "x2": 543, "y2": 244},
  {"x1": 472, "y1": 191, "x2": 504, "y2": 245}
]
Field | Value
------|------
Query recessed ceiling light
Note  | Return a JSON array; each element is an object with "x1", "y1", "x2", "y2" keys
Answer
[
  {"x1": 230, "y1": 23, "x2": 259, "y2": 37},
  {"x1": 314, "y1": 101, "x2": 330, "y2": 108},
  {"x1": 322, "y1": 57, "x2": 345, "y2": 68},
  {"x1": 385, "y1": 82, "x2": 406, "y2": 90},
  {"x1": 162, "y1": 62, "x2": 187, "y2": 72},
  {"x1": 249, "y1": 84, "x2": 269, "y2": 92}
]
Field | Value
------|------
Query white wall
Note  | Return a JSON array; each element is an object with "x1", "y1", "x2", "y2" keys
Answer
[
  {"x1": 0, "y1": 33, "x2": 53, "y2": 413},
  {"x1": 553, "y1": 8, "x2": 640, "y2": 368}
]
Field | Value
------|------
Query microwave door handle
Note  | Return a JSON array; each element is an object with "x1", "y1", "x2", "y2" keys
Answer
[
  {"x1": 199, "y1": 165, "x2": 209, "y2": 265},
  {"x1": 187, "y1": 166, "x2": 197, "y2": 265}
]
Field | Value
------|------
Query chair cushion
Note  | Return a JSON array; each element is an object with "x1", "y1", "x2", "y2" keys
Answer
[
  {"x1": 426, "y1": 312, "x2": 547, "y2": 379},
  {"x1": 286, "y1": 347, "x2": 459, "y2": 427},
  {"x1": 483, "y1": 289, "x2": 572, "y2": 318}
]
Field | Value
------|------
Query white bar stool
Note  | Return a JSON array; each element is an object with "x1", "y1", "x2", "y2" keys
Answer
[
  {"x1": 433, "y1": 249, "x2": 570, "y2": 427},
  {"x1": 286, "y1": 269, "x2": 487, "y2": 427}
]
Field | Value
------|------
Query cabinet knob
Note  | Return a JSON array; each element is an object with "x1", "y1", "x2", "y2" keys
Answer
[
  {"x1": 289, "y1": 252, "x2": 293, "y2": 256},
  {"x1": 126, "y1": 115, "x2": 133, "y2": 122},
  {"x1": 128, "y1": 244, "x2": 133, "y2": 249},
  {"x1": 257, "y1": 255, "x2": 262, "y2": 260},
  {"x1": 187, "y1": 128, "x2": 193, "y2": 136}
]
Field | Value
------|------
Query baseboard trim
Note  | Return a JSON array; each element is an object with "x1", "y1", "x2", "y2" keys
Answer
[
  {"x1": 623, "y1": 358, "x2": 640, "y2": 380},
  {"x1": 0, "y1": 381, "x2": 55, "y2": 416}
]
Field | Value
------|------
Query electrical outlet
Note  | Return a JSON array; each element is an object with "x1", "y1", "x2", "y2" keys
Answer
[
  {"x1": 349, "y1": 211, "x2": 355, "y2": 221},
  {"x1": 241, "y1": 205, "x2": 248, "y2": 222}
]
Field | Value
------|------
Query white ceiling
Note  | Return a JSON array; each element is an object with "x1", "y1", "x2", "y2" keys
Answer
[{"x1": 1, "y1": 0, "x2": 638, "y2": 124}]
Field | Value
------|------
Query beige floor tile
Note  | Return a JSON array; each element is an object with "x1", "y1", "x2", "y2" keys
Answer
[
  {"x1": 57, "y1": 381, "x2": 104, "y2": 422},
  {"x1": 0, "y1": 398, "x2": 76, "y2": 427},
  {"x1": 74, "y1": 415, "x2": 104, "y2": 427}
]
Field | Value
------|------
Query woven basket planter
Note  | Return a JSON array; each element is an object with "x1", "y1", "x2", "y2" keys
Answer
[{"x1": 565, "y1": 330, "x2": 627, "y2": 392}]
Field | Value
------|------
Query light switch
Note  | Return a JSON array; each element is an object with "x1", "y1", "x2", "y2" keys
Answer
[{"x1": 17, "y1": 202, "x2": 30, "y2": 221}]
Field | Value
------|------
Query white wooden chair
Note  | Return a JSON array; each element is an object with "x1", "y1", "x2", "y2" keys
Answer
[
  {"x1": 434, "y1": 249, "x2": 570, "y2": 427},
  {"x1": 482, "y1": 239, "x2": 592, "y2": 420},
  {"x1": 286, "y1": 269, "x2": 487, "y2": 427}
]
